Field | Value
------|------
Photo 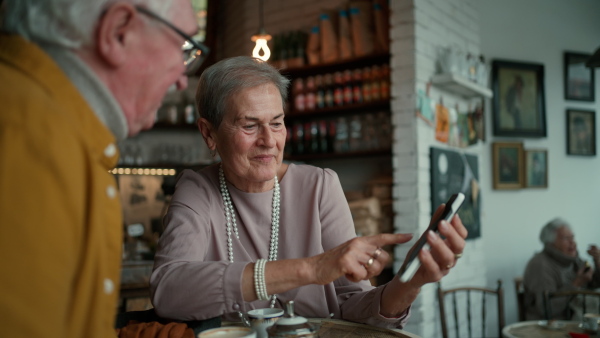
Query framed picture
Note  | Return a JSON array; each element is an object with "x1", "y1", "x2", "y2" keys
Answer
[
  {"x1": 566, "y1": 109, "x2": 596, "y2": 156},
  {"x1": 492, "y1": 142, "x2": 524, "y2": 190},
  {"x1": 430, "y1": 147, "x2": 481, "y2": 239},
  {"x1": 564, "y1": 52, "x2": 595, "y2": 102},
  {"x1": 524, "y1": 149, "x2": 548, "y2": 188},
  {"x1": 491, "y1": 60, "x2": 546, "y2": 137}
]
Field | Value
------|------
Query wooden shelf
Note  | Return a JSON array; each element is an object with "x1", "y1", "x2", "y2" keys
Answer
[
  {"x1": 148, "y1": 122, "x2": 198, "y2": 130},
  {"x1": 431, "y1": 73, "x2": 493, "y2": 98},
  {"x1": 286, "y1": 100, "x2": 390, "y2": 120},
  {"x1": 280, "y1": 53, "x2": 390, "y2": 78},
  {"x1": 286, "y1": 148, "x2": 391, "y2": 162}
]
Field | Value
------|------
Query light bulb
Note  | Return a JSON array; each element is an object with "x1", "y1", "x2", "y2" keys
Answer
[{"x1": 252, "y1": 37, "x2": 271, "y2": 62}]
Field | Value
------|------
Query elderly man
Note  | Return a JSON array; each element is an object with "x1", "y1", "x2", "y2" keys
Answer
[
  {"x1": 0, "y1": 1, "x2": 205, "y2": 337},
  {"x1": 523, "y1": 218, "x2": 600, "y2": 320}
]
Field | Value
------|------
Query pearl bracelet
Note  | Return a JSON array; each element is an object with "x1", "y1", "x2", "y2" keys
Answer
[{"x1": 254, "y1": 259, "x2": 270, "y2": 301}]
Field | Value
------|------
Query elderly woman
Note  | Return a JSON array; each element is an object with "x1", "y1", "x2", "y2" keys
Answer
[
  {"x1": 150, "y1": 56, "x2": 467, "y2": 329},
  {"x1": 523, "y1": 218, "x2": 600, "y2": 320}
]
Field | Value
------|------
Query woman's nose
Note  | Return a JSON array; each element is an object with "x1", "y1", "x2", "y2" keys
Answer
[{"x1": 259, "y1": 127, "x2": 276, "y2": 147}]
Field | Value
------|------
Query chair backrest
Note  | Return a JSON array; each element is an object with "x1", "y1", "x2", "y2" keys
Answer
[
  {"x1": 543, "y1": 289, "x2": 600, "y2": 321},
  {"x1": 514, "y1": 276, "x2": 526, "y2": 322},
  {"x1": 437, "y1": 280, "x2": 505, "y2": 338}
]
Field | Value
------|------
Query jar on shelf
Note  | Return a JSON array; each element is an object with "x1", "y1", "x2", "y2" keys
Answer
[{"x1": 292, "y1": 78, "x2": 305, "y2": 112}]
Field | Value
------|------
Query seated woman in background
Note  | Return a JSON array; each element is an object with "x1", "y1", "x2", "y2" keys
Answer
[
  {"x1": 149, "y1": 56, "x2": 467, "y2": 329},
  {"x1": 523, "y1": 218, "x2": 600, "y2": 320}
]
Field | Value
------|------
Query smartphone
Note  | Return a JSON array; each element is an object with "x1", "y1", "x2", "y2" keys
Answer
[{"x1": 396, "y1": 192, "x2": 465, "y2": 283}]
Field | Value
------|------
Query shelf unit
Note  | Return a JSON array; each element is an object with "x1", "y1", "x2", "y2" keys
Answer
[
  {"x1": 431, "y1": 73, "x2": 493, "y2": 98},
  {"x1": 283, "y1": 53, "x2": 392, "y2": 161}
]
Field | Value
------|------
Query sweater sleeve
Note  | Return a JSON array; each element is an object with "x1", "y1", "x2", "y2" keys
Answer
[
  {"x1": 319, "y1": 169, "x2": 409, "y2": 329},
  {"x1": 150, "y1": 170, "x2": 249, "y2": 321}
]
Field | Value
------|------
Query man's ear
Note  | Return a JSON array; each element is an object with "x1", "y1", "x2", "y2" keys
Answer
[
  {"x1": 198, "y1": 118, "x2": 217, "y2": 151},
  {"x1": 95, "y1": 3, "x2": 139, "y2": 67}
]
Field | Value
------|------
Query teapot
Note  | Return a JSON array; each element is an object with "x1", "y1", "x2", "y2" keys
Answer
[{"x1": 267, "y1": 301, "x2": 318, "y2": 337}]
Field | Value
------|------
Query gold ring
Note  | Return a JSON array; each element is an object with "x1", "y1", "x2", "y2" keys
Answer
[
  {"x1": 366, "y1": 258, "x2": 374, "y2": 267},
  {"x1": 455, "y1": 253, "x2": 463, "y2": 259},
  {"x1": 446, "y1": 263, "x2": 453, "y2": 269},
  {"x1": 372, "y1": 248, "x2": 382, "y2": 259}
]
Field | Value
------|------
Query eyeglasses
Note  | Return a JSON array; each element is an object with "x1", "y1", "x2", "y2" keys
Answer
[{"x1": 135, "y1": 6, "x2": 210, "y2": 76}]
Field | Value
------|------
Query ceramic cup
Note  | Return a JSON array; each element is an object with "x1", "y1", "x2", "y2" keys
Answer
[
  {"x1": 581, "y1": 313, "x2": 600, "y2": 332},
  {"x1": 247, "y1": 308, "x2": 284, "y2": 338},
  {"x1": 197, "y1": 326, "x2": 256, "y2": 338}
]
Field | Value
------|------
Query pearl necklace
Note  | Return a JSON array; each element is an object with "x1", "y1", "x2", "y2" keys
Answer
[{"x1": 218, "y1": 165, "x2": 280, "y2": 308}]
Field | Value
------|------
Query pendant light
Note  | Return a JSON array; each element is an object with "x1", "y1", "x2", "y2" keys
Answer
[{"x1": 251, "y1": 0, "x2": 271, "y2": 62}]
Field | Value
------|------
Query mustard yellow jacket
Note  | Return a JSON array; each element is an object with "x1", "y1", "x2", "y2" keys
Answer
[{"x1": 0, "y1": 34, "x2": 123, "y2": 338}]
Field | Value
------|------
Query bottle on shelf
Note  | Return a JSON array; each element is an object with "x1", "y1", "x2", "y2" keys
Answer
[
  {"x1": 334, "y1": 116, "x2": 349, "y2": 153},
  {"x1": 362, "y1": 67, "x2": 372, "y2": 103},
  {"x1": 292, "y1": 78, "x2": 305, "y2": 112},
  {"x1": 380, "y1": 64, "x2": 390, "y2": 100},
  {"x1": 333, "y1": 71, "x2": 344, "y2": 106},
  {"x1": 315, "y1": 74, "x2": 325, "y2": 109},
  {"x1": 352, "y1": 68, "x2": 363, "y2": 104},
  {"x1": 305, "y1": 76, "x2": 316, "y2": 111},
  {"x1": 318, "y1": 120, "x2": 329, "y2": 153},
  {"x1": 303, "y1": 121, "x2": 312, "y2": 154},
  {"x1": 292, "y1": 123, "x2": 304, "y2": 154},
  {"x1": 323, "y1": 73, "x2": 334, "y2": 108},
  {"x1": 348, "y1": 115, "x2": 363, "y2": 152},
  {"x1": 343, "y1": 69, "x2": 353, "y2": 105},
  {"x1": 309, "y1": 121, "x2": 319, "y2": 153},
  {"x1": 371, "y1": 65, "x2": 381, "y2": 102}
]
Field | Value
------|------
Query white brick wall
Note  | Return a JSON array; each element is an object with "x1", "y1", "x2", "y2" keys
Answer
[{"x1": 391, "y1": 0, "x2": 489, "y2": 337}]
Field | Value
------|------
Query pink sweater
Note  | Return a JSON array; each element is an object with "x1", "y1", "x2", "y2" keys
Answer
[{"x1": 150, "y1": 163, "x2": 407, "y2": 329}]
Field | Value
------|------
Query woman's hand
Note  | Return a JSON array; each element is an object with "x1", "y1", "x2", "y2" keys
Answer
[
  {"x1": 307, "y1": 233, "x2": 414, "y2": 285},
  {"x1": 409, "y1": 205, "x2": 468, "y2": 286},
  {"x1": 379, "y1": 205, "x2": 468, "y2": 317}
]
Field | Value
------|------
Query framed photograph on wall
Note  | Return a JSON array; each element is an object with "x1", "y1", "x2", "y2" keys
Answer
[
  {"x1": 491, "y1": 60, "x2": 546, "y2": 137},
  {"x1": 430, "y1": 147, "x2": 481, "y2": 239},
  {"x1": 566, "y1": 109, "x2": 596, "y2": 156},
  {"x1": 564, "y1": 52, "x2": 595, "y2": 102},
  {"x1": 524, "y1": 149, "x2": 548, "y2": 188},
  {"x1": 492, "y1": 142, "x2": 524, "y2": 190}
]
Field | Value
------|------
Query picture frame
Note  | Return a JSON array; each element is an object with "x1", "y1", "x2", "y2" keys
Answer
[
  {"x1": 566, "y1": 109, "x2": 596, "y2": 156},
  {"x1": 492, "y1": 142, "x2": 524, "y2": 190},
  {"x1": 524, "y1": 149, "x2": 548, "y2": 188},
  {"x1": 491, "y1": 60, "x2": 546, "y2": 137},
  {"x1": 564, "y1": 52, "x2": 595, "y2": 102}
]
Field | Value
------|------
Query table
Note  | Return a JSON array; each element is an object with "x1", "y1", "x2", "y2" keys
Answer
[
  {"x1": 502, "y1": 320, "x2": 599, "y2": 338},
  {"x1": 222, "y1": 318, "x2": 421, "y2": 338}
]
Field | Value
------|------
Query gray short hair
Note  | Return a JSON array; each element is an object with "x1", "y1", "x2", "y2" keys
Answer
[
  {"x1": 2, "y1": 0, "x2": 172, "y2": 48},
  {"x1": 195, "y1": 56, "x2": 290, "y2": 129},
  {"x1": 539, "y1": 218, "x2": 571, "y2": 244}
]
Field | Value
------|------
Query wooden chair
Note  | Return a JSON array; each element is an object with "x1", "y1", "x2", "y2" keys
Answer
[
  {"x1": 514, "y1": 276, "x2": 526, "y2": 321},
  {"x1": 437, "y1": 280, "x2": 505, "y2": 338},
  {"x1": 543, "y1": 289, "x2": 600, "y2": 321}
]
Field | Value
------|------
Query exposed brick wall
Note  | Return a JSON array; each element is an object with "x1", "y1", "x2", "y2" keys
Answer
[{"x1": 391, "y1": 0, "x2": 489, "y2": 337}]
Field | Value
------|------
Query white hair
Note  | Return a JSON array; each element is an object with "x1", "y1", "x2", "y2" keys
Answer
[
  {"x1": 539, "y1": 218, "x2": 571, "y2": 244},
  {"x1": 2, "y1": 0, "x2": 173, "y2": 48}
]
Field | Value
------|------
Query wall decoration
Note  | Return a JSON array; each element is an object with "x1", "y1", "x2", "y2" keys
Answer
[
  {"x1": 524, "y1": 149, "x2": 548, "y2": 188},
  {"x1": 430, "y1": 147, "x2": 480, "y2": 239},
  {"x1": 435, "y1": 102, "x2": 449, "y2": 143},
  {"x1": 564, "y1": 52, "x2": 595, "y2": 102},
  {"x1": 566, "y1": 109, "x2": 596, "y2": 156},
  {"x1": 492, "y1": 142, "x2": 524, "y2": 190},
  {"x1": 491, "y1": 60, "x2": 546, "y2": 137}
]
